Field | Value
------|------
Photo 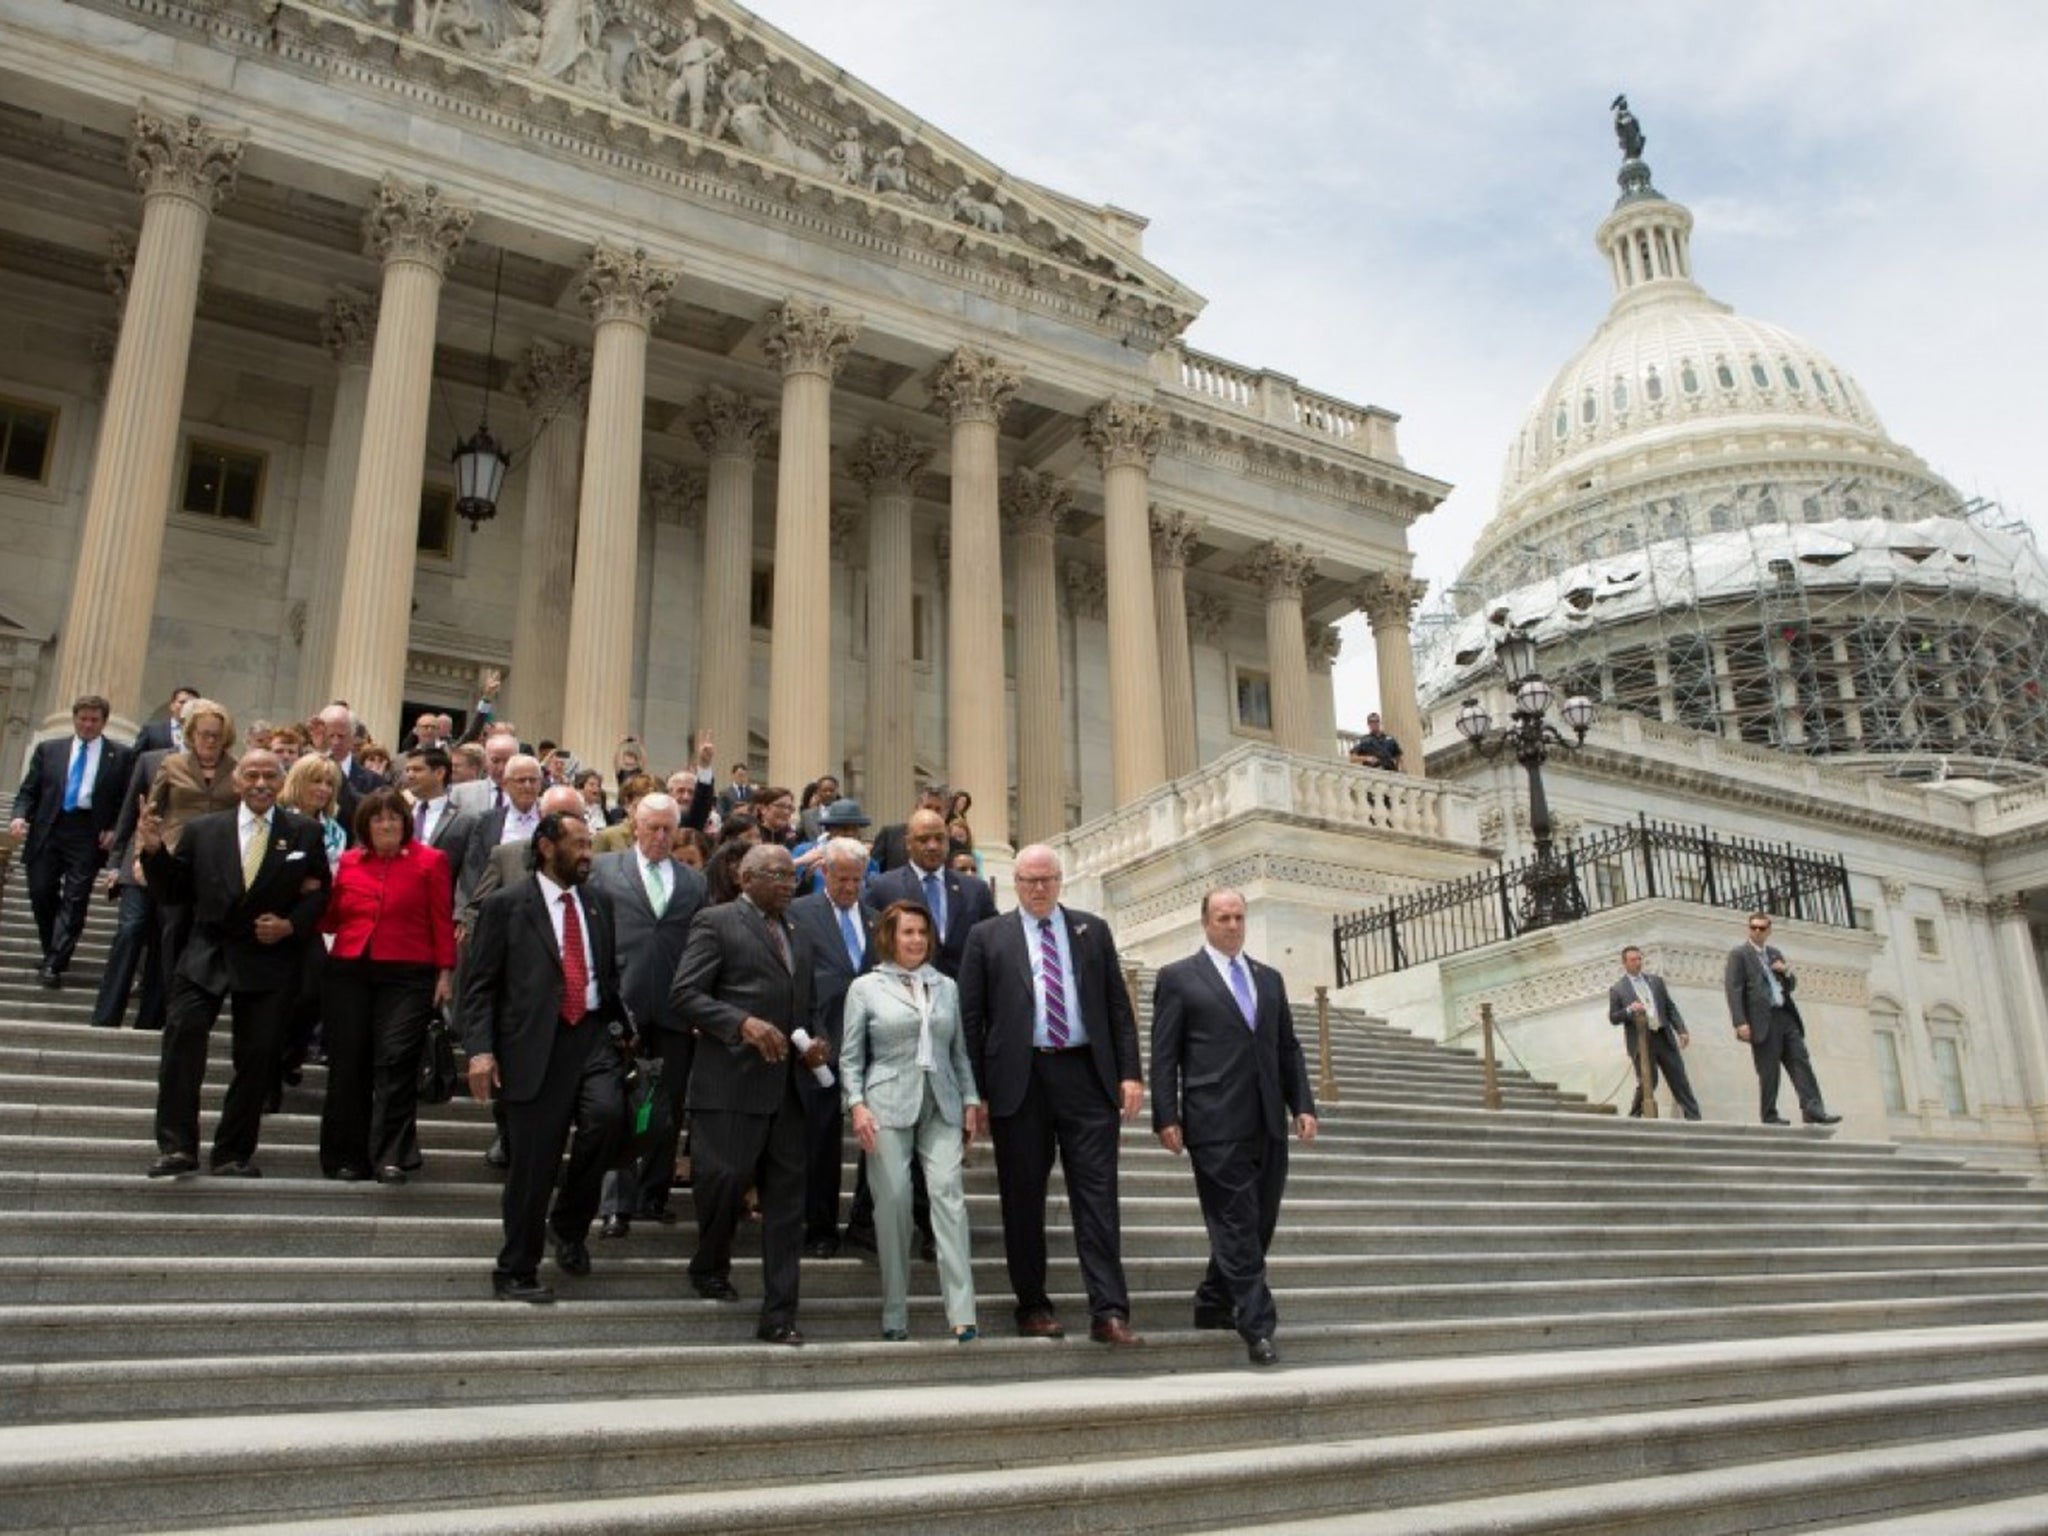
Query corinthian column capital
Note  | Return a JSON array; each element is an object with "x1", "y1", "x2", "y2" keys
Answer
[
  {"x1": 690, "y1": 385, "x2": 772, "y2": 459},
  {"x1": 1306, "y1": 622, "x2": 1343, "y2": 672},
  {"x1": 1357, "y1": 569, "x2": 1429, "y2": 628},
  {"x1": 643, "y1": 459, "x2": 706, "y2": 526},
  {"x1": 1064, "y1": 559, "x2": 1108, "y2": 620},
  {"x1": 105, "y1": 231, "x2": 137, "y2": 308},
  {"x1": 763, "y1": 297, "x2": 859, "y2": 379},
  {"x1": 319, "y1": 287, "x2": 380, "y2": 365},
  {"x1": 1188, "y1": 591, "x2": 1233, "y2": 643},
  {"x1": 1241, "y1": 540, "x2": 1317, "y2": 601},
  {"x1": 1084, "y1": 398, "x2": 1165, "y2": 472},
  {"x1": 363, "y1": 176, "x2": 472, "y2": 275},
  {"x1": 844, "y1": 428, "x2": 931, "y2": 496},
  {"x1": 929, "y1": 349, "x2": 1021, "y2": 426},
  {"x1": 128, "y1": 108, "x2": 242, "y2": 208},
  {"x1": 1002, "y1": 467, "x2": 1072, "y2": 540},
  {"x1": 578, "y1": 243, "x2": 679, "y2": 329},
  {"x1": 1148, "y1": 506, "x2": 1202, "y2": 570},
  {"x1": 512, "y1": 339, "x2": 592, "y2": 419}
]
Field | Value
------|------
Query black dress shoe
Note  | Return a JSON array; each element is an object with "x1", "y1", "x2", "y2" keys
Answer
[
  {"x1": 841, "y1": 1223, "x2": 877, "y2": 1252},
  {"x1": 553, "y1": 1236, "x2": 592, "y2": 1277},
  {"x1": 1805, "y1": 1110, "x2": 1842, "y2": 1125},
  {"x1": 693, "y1": 1276, "x2": 740, "y2": 1302},
  {"x1": 147, "y1": 1152, "x2": 199, "y2": 1178},
  {"x1": 1247, "y1": 1337, "x2": 1279, "y2": 1367},
  {"x1": 492, "y1": 1273, "x2": 555, "y2": 1304},
  {"x1": 375, "y1": 1166, "x2": 407, "y2": 1186},
  {"x1": 804, "y1": 1236, "x2": 839, "y2": 1259},
  {"x1": 331, "y1": 1166, "x2": 369, "y2": 1183},
  {"x1": 919, "y1": 1233, "x2": 938, "y2": 1263},
  {"x1": 210, "y1": 1160, "x2": 262, "y2": 1178},
  {"x1": 484, "y1": 1136, "x2": 510, "y2": 1170},
  {"x1": 755, "y1": 1322, "x2": 804, "y2": 1346},
  {"x1": 1193, "y1": 1305, "x2": 1237, "y2": 1331},
  {"x1": 36, "y1": 966, "x2": 61, "y2": 991},
  {"x1": 1089, "y1": 1315, "x2": 1142, "y2": 1347},
  {"x1": 1763, "y1": 1115, "x2": 1792, "y2": 1125},
  {"x1": 599, "y1": 1215, "x2": 631, "y2": 1240}
]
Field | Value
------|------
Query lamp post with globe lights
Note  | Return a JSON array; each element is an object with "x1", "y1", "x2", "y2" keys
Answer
[{"x1": 1455, "y1": 631, "x2": 1599, "y2": 933}]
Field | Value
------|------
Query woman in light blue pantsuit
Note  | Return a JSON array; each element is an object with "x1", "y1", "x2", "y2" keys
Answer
[{"x1": 841, "y1": 900, "x2": 981, "y2": 1342}]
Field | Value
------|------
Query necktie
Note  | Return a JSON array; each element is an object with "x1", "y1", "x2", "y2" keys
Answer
[
  {"x1": 63, "y1": 741, "x2": 88, "y2": 812},
  {"x1": 558, "y1": 893, "x2": 589, "y2": 1026},
  {"x1": 1229, "y1": 956, "x2": 1258, "y2": 1030},
  {"x1": 1760, "y1": 950, "x2": 1784, "y2": 1009},
  {"x1": 1634, "y1": 975, "x2": 1658, "y2": 1028},
  {"x1": 242, "y1": 813, "x2": 269, "y2": 888},
  {"x1": 415, "y1": 801, "x2": 431, "y2": 842},
  {"x1": 765, "y1": 913, "x2": 792, "y2": 972},
  {"x1": 1039, "y1": 917, "x2": 1069, "y2": 1049},
  {"x1": 643, "y1": 859, "x2": 667, "y2": 915},
  {"x1": 922, "y1": 872, "x2": 946, "y2": 942},
  {"x1": 838, "y1": 904, "x2": 864, "y2": 969}
]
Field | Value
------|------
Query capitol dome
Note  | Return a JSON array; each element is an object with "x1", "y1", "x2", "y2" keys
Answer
[{"x1": 1422, "y1": 107, "x2": 2048, "y2": 782}]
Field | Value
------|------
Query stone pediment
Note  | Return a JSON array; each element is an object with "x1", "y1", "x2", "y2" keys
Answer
[{"x1": 256, "y1": 0, "x2": 1204, "y2": 340}]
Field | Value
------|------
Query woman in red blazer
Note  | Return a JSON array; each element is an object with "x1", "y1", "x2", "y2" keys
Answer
[{"x1": 318, "y1": 787, "x2": 457, "y2": 1182}]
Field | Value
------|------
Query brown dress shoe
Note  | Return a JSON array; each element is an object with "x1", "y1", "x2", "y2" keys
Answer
[
  {"x1": 1089, "y1": 1315, "x2": 1141, "y2": 1347},
  {"x1": 1016, "y1": 1310, "x2": 1066, "y2": 1339}
]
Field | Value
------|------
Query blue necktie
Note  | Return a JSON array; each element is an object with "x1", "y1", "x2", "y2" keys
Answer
[
  {"x1": 1230, "y1": 956, "x2": 1258, "y2": 1030},
  {"x1": 62, "y1": 741, "x2": 87, "y2": 812},
  {"x1": 922, "y1": 872, "x2": 946, "y2": 942},
  {"x1": 838, "y1": 904, "x2": 864, "y2": 969}
]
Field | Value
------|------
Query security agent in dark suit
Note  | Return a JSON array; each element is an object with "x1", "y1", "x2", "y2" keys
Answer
[
  {"x1": 9, "y1": 695, "x2": 134, "y2": 987},
  {"x1": 960, "y1": 842, "x2": 1144, "y2": 1346},
  {"x1": 402, "y1": 748, "x2": 481, "y2": 910},
  {"x1": 136, "y1": 749, "x2": 330, "y2": 1177},
  {"x1": 1151, "y1": 889, "x2": 1317, "y2": 1367},
  {"x1": 1726, "y1": 912, "x2": 1840, "y2": 1126},
  {"x1": 90, "y1": 747, "x2": 171, "y2": 1031},
  {"x1": 134, "y1": 686, "x2": 200, "y2": 754},
  {"x1": 670, "y1": 843, "x2": 829, "y2": 1345},
  {"x1": 868, "y1": 782, "x2": 948, "y2": 875},
  {"x1": 788, "y1": 838, "x2": 872, "y2": 1256},
  {"x1": 1609, "y1": 945, "x2": 1701, "y2": 1120},
  {"x1": 460, "y1": 812, "x2": 631, "y2": 1304},
  {"x1": 587, "y1": 791, "x2": 707, "y2": 1234}
]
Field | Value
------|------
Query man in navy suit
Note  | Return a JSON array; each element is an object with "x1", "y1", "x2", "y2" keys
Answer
[
  {"x1": 960, "y1": 843, "x2": 1143, "y2": 1346},
  {"x1": 1151, "y1": 889, "x2": 1317, "y2": 1367},
  {"x1": 788, "y1": 837, "x2": 871, "y2": 1256},
  {"x1": 861, "y1": 808, "x2": 995, "y2": 978},
  {"x1": 10, "y1": 695, "x2": 134, "y2": 988},
  {"x1": 135, "y1": 686, "x2": 200, "y2": 754},
  {"x1": 136, "y1": 748, "x2": 330, "y2": 1177}
]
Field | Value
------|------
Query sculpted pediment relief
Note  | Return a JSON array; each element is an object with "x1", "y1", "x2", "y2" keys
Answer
[{"x1": 279, "y1": 0, "x2": 1202, "y2": 337}]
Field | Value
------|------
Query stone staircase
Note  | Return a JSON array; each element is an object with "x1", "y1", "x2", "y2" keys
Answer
[{"x1": 5, "y1": 878, "x2": 2048, "y2": 1532}]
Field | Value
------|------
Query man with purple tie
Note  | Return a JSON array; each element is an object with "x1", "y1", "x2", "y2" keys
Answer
[
  {"x1": 959, "y1": 843, "x2": 1143, "y2": 1346},
  {"x1": 1151, "y1": 888, "x2": 1318, "y2": 1367}
]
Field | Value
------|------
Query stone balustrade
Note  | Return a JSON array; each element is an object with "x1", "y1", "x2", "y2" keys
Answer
[{"x1": 1157, "y1": 343, "x2": 1404, "y2": 463}]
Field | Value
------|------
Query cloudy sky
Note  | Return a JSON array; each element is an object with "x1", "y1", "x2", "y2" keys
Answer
[{"x1": 747, "y1": 0, "x2": 2044, "y2": 725}]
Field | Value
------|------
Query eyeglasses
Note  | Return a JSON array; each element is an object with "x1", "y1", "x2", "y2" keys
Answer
[
  {"x1": 1014, "y1": 875, "x2": 1059, "y2": 887},
  {"x1": 1748, "y1": 922, "x2": 1771, "y2": 932}
]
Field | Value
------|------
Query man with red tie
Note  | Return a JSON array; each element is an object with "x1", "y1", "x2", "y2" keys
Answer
[{"x1": 459, "y1": 811, "x2": 629, "y2": 1303}]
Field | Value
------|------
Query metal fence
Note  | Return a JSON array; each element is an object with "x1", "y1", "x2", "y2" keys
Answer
[{"x1": 1334, "y1": 813, "x2": 1857, "y2": 984}]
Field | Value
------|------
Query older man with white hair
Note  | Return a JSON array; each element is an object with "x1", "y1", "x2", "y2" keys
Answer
[{"x1": 787, "y1": 835, "x2": 872, "y2": 1256}]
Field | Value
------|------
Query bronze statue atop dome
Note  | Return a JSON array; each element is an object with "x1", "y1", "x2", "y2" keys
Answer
[{"x1": 1611, "y1": 95, "x2": 1645, "y2": 162}]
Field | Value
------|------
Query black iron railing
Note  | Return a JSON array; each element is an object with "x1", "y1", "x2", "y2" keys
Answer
[{"x1": 1334, "y1": 813, "x2": 1856, "y2": 984}]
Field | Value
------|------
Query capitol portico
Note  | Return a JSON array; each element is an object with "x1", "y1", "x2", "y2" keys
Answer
[{"x1": 0, "y1": 0, "x2": 1448, "y2": 846}]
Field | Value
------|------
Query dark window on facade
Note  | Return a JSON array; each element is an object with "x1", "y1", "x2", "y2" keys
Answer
[
  {"x1": 180, "y1": 440, "x2": 265, "y2": 524},
  {"x1": 417, "y1": 484, "x2": 456, "y2": 559},
  {"x1": 0, "y1": 397, "x2": 55, "y2": 483}
]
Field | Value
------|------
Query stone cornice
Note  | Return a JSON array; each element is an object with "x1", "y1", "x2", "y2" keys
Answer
[{"x1": 1159, "y1": 403, "x2": 1449, "y2": 526}]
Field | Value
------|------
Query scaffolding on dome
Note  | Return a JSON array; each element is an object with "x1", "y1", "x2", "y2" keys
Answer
[{"x1": 1417, "y1": 487, "x2": 2048, "y2": 783}]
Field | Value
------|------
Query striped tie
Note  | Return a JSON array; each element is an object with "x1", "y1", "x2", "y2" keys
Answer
[
  {"x1": 241, "y1": 814, "x2": 268, "y2": 889},
  {"x1": 1039, "y1": 917, "x2": 1069, "y2": 1049}
]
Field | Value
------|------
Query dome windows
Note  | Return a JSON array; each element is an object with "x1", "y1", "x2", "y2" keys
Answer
[
  {"x1": 1715, "y1": 359, "x2": 1737, "y2": 391},
  {"x1": 1812, "y1": 367, "x2": 1830, "y2": 396},
  {"x1": 1782, "y1": 362, "x2": 1802, "y2": 392},
  {"x1": 1611, "y1": 377, "x2": 1630, "y2": 413},
  {"x1": 1750, "y1": 359, "x2": 1772, "y2": 390},
  {"x1": 1644, "y1": 366, "x2": 1665, "y2": 403},
  {"x1": 1681, "y1": 361, "x2": 1701, "y2": 395},
  {"x1": 1581, "y1": 388, "x2": 1598, "y2": 426}
]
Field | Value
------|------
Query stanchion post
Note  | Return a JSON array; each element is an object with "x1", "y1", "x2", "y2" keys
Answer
[
  {"x1": 1634, "y1": 1022, "x2": 1659, "y2": 1119},
  {"x1": 1479, "y1": 1001, "x2": 1502, "y2": 1112},
  {"x1": 1314, "y1": 984, "x2": 1339, "y2": 1104}
]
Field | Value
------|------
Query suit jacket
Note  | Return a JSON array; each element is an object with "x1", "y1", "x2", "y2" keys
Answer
[
  {"x1": 788, "y1": 890, "x2": 867, "y2": 1050},
  {"x1": 959, "y1": 905, "x2": 1141, "y2": 1119},
  {"x1": 1608, "y1": 970, "x2": 1687, "y2": 1035},
  {"x1": 671, "y1": 897, "x2": 813, "y2": 1118},
  {"x1": 329, "y1": 757, "x2": 385, "y2": 843},
  {"x1": 462, "y1": 803, "x2": 540, "y2": 905},
  {"x1": 417, "y1": 800, "x2": 481, "y2": 913},
  {"x1": 841, "y1": 967, "x2": 976, "y2": 1128},
  {"x1": 589, "y1": 848, "x2": 707, "y2": 1038},
  {"x1": 107, "y1": 748, "x2": 172, "y2": 886},
  {"x1": 716, "y1": 783, "x2": 754, "y2": 820},
  {"x1": 142, "y1": 805, "x2": 331, "y2": 995},
  {"x1": 136, "y1": 718, "x2": 179, "y2": 753},
  {"x1": 860, "y1": 862, "x2": 996, "y2": 979},
  {"x1": 460, "y1": 836, "x2": 533, "y2": 930},
  {"x1": 870, "y1": 822, "x2": 911, "y2": 873},
  {"x1": 448, "y1": 778, "x2": 503, "y2": 817},
  {"x1": 1150, "y1": 950, "x2": 1314, "y2": 1145},
  {"x1": 1725, "y1": 942, "x2": 1801, "y2": 1044},
  {"x1": 12, "y1": 735, "x2": 133, "y2": 860},
  {"x1": 458, "y1": 877, "x2": 626, "y2": 1102}
]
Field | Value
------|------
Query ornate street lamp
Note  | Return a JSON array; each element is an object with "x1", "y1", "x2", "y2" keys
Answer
[
  {"x1": 1456, "y1": 630, "x2": 1598, "y2": 932},
  {"x1": 451, "y1": 251, "x2": 510, "y2": 529}
]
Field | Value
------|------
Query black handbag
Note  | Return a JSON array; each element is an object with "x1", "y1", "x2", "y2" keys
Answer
[{"x1": 418, "y1": 1007, "x2": 459, "y2": 1106}]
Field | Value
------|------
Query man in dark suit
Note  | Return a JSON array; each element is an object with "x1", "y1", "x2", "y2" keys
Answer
[
  {"x1": 1727, "y1": 913, "x2": 1840, "y2": 1127},
  {"x1": 460, "y1": 755, "x2": 548, "y2": 926},
  {"x1": 960, "y1": 842, "x2": 1144, "y2": 1346},
  {"x1": 90, "y1": 746, "x2": 170, "y2": 1031},
  {"x1": 1609, "y1": 945, "x2": 1701, "y2": 1120},
  {"x1": 715, "y1": 762, "x2": 754, "y2": 821},
  {"x1": 588, "y1": 791, "x2": 707, "y2": 1235},
  {"x1": 861, "y1": 808, "x2": 995, "y2": 978},
  {"x1": 869, "y1": 781, "x2": 946, "y2": 874},
  {"x1": 136, "y1": 748, "x2": 330, "y2": 1177},
  {"x1": 460, "y1": 811, "x2": 630, "y2": 1304},
  {"x1": 10, "y1": 695, "x2": 134, "y2": 988},
  {"x1": 671, "y1": 843, "x2": 828, "y2": 1345},
  {"x1": 135, "y1": 686, "x2": 200, "y2": 753},
  {"x1": 317, "y1": 702, "x2": 386, "y2": 835},
  {"x1": 788, "y1": 837, "x2": 871, "y2": 1257},
  {"x1": 1151, "y1": 889, "x2": 1317, "y2": 1367},
  {"x1": 402, "y1": 747, "x2": 480, "y2": 909}
]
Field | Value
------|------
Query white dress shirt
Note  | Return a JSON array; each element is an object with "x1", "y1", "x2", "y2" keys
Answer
[{"x1": 534, "y1": 871, "x2": 601, "y2": 1014}]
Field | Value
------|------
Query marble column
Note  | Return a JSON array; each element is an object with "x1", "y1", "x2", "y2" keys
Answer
[
  {"x1": 847, "y1": 429, "x2": 930, "y2": 819},
  {"x1": 1245, "y1": 541, "x2": 1318, "y2": 755},
  {"x1": 1150, "y1": 506, "x2": 1202, "y2": 779},
  {"x1": 1358, "y1": 570, "x2": 1431, "y2": 776},
  {"x1": 559, "y1": 244, "x2": 677, "y2": 768},
  {"x1": 47, "y1": 109, "x2": 241, "y2": 738},
  {"x1": 763, "y1": 299, "x2": 858, "y2": 789},
  {"x1": 505, "y1": 340, "x2": 591, "y2": 744},
  {"x1": 296, "y1": 288, "x2": 377, "y2": 716},
  {"x1": 1005, "y1": 468, "x2": 1072, "y2": 845},
  {"x1": 327, "y1": 177, "x2": 472, "y2": 739},
  {"x1": 692, "y1": 386, "x2": 771, "y2": 772},
  {"x1": 931, "y1": 350, "x2": 1021, "y2": 851},
  {"x1": 1084, "y1": 400, "x2": 1168, "y2": 804}
]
